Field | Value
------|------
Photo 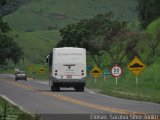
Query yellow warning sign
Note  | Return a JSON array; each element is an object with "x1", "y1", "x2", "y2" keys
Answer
[
  {"x1": 39, "y1": 67, "x2": 45, "y2": 73},
  {"x1": 28, "y1": 64, "x2": 34, "y2": 71},
  {"x1": 90, "y1": 66, "x2": 102, "y2": 78},
  {"x1": 127, "y1": 56, "x2": 146, "y2": 76}
]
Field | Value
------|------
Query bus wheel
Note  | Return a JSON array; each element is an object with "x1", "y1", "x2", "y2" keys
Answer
[
  {"x1": 51, "y1": 86, "x2": 55, "y2": 91},
  {"x1": 75, "y1": 86, "x2": 84, "y2": 92},
  {"x1": 79, "y1": 86, "x2": 84, "y2": 92},
  {"x1": 51, "y1": 86, "x2": 60, "y2": 92}
]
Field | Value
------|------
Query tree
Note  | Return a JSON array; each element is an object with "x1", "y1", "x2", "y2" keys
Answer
[
  {"x1": 0, "y1": 34, "x2": 24, "y2": 65},
  {"x1": 142, "y1": 29, "x2": 160, "y2": 58},
  {"x1": 57, "y1": 13, "x2": 129, "y2": 67},
  {"x1": 0, "y1": 0, "x2": 23, "y2": 65},
  {"x1": 9, "y1": 40, "x2": 24, "y2": 64},
  {"x1": 1, "y1": 0, "x2": 29, "y2": 16},
  {"x1": 138, "y1": 0, "x2": 160, "y2": 29},
  {"x1": 58, "y1": 19, "x2": 89, "y2": 48},
  {"x1": 105, "y1": 31, "x2": 141, "y2": 65},
  {"x1": 0, "y1": 0, "x2": 7, "y2": 6},
  {"x1": 0, "y1": 18, "x2": 10, "y2": 32}
]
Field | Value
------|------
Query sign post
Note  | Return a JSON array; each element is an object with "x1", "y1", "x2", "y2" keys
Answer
[
  {"x1": 103, "y1": 70, "x2": 111, "y2": 81},
  {"x1": 90, "y1": 66, "x2": 102, "y2": 83},
  {"x1": 127, "y1": 56, "x2": 146, "y2": 86},
  {"x1": 116, "y1": 77, "x2": 118, "y2": 86},
  {"x1": 103, "y1": 70, "x2": 107, "y2": 81},
  {"x1": 136, "y1": 76, "x2": 138, "y2": 85},
  {"x1": 111, "y1": 65, "x2": 122, "y2": 86}
]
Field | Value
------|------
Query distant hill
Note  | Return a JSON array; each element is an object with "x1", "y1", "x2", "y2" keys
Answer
[
  {"x1": 5, "y1": 0, "x2": 138, "y2": 31},
  {"x1": 4, "y1": 0, "x2": 139, "y2": 64},
  {"x1": 1, "y1": 0, "x2": 29, "y2": 16}
]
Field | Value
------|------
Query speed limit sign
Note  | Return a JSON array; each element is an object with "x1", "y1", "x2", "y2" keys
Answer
[{"x1": 111, "y1": 65, "x2": 122, "y2": 77}]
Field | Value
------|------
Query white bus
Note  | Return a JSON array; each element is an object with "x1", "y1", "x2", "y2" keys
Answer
[{"x1": 47, "y1": 47, "x2": 86, "y2": 92}]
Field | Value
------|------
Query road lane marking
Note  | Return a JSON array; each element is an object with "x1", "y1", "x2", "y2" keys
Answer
[
  {"x1": 0, "y1": 94, "x2": 32, "y2": 115},
  {"x1": 2, "y1": 74, "x2": 160, "y2": 109},
  {"x1": 0, "y1": 78, "x2": 147, "y2": 114},
  {"x1": 33, "y1": 80, "x2": 150, "y2": 106}
]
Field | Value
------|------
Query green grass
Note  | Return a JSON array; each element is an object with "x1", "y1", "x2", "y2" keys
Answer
[
  {"x1": 86, "y1": 61, "x2": 160, "y2": 103},
  {"x1": 8, "y1": 30, "x2": 61, "y2": 64},
  {"x1": 4, "y1": 0, "x2": 138, "y2": 31},
  {"x1": 0, "y1": 97, "x2": 41, "y2": 120}
]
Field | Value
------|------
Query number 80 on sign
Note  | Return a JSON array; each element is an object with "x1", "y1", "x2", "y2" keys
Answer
[{"x1": 111, "y1": 65, "x2": 122, "y2": 77}]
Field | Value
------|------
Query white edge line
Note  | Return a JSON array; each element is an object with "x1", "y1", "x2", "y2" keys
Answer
[
  {"x1": 33, "y1": 81, "x2": 48, "y2": 85},
  {"x1": 2, "y1": 74, "x2": 15, "y2": 78},
  {"x1": 0, "y1": 94, "x2": 33, "y2": 115},
  {"x1": 85, "y1": 89, "x2": 96, "y2": 94},
  {"x1": 38, "y1": 81, "x2": 48, "y2": 85},
  {"x1": 8, "y1": 74, "x2": 15, "y2": 78}
]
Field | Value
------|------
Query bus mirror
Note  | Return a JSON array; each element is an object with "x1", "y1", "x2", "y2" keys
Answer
[{"x1": 46, "y1": 55, "x2": 49, "y2": 63}]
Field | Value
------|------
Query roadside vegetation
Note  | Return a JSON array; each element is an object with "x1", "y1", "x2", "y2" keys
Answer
[
  {"x1": 86, "y1": 62, "x2": 160, "y2": 103},
  {"x1": 0, "y1": 96, "x2": 41, "y2": 120}
]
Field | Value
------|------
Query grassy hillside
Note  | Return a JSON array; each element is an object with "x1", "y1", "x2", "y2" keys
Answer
[
  {"x1": 4, "y1": 0, "x2": 159, "y2": 66},
  {"x1": 3, "y1": 0, "x2": 138, "y2": 64},
  {"x1": 8, "y1": 30, "x2": 60, "y2": 64},
  {"x1": 5, "y1": 0, "x2": 138, "y2": 31}
]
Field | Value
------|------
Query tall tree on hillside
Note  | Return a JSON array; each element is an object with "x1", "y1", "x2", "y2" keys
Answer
[
  {"x1": 57, "y1": 13, "x2": 130, "y2": 67},
  {"x1": 105, "y1": 31, "x2": 141, "y2": 65},
  {"x1": 138, "y1": 0, "x2": 160, "y2": 29},
  {"x1": 0, "y1": 0, "x2": 23, "y2": 65},
  {"x1": 142, "y1": 29, "x2": 160, "y2": 58}
]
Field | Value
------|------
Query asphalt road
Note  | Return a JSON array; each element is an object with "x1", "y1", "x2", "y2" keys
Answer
[{"x1": 0, "y1": 74, "x2": 160, "y2": 120}]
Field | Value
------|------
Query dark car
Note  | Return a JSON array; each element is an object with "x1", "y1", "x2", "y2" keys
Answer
[{"x1": 15, "y1": 71, "x2": 27, "y2": 81}]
